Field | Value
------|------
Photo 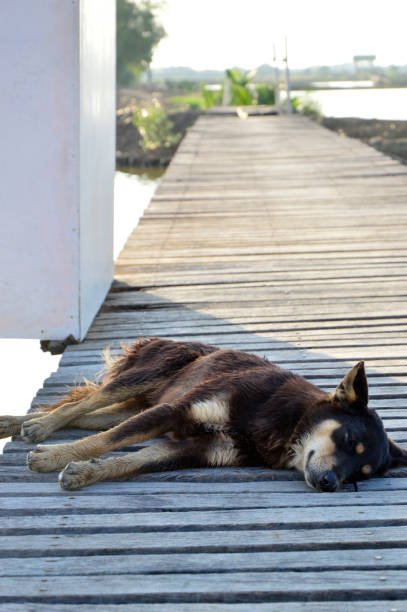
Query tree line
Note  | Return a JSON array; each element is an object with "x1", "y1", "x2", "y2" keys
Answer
[{"x1": 117, "y1": 0, "x2": 166, "y2": 86}]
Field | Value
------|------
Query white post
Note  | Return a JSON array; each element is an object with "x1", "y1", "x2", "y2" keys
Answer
[
  {"x1": 222, "y1": 77, "x2": 231, "y2": 106},
  {"x1": 0, "y1": 0, "x2": 116, "y2": 342},
  {"x1": 273, "y1": 44, "x2": 281, "y2": 114},
  {"x1": 284, "y1": 36, "x2": 292, "y2": 115}
]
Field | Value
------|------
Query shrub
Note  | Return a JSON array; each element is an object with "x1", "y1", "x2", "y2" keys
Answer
[
  {"x1": 133, "y1": 101, "x2": 181, "y2": 150},
  {"x1": 225, "y1": 68, "x2": 255, "y2": 105},
  {"x1": 294, "y1": 94, "x2": 322, "y2": 117},
  {"x1": 256, "y1": 84, "x2": 275, "y2": 105}
]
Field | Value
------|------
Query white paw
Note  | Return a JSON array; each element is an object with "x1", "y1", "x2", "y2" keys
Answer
[
  {"x1": 21, "y1": 419, "x2": 52, "y2": 443},
  {"x1": 59, "y1": 459, "x2": 100, "y2": 490},
  {"x1": 0, "y1": 415, "x2": 22, "y2": 438},
  {"x1": 27, "y1": 444, "x2": 73, "y2": 472}
]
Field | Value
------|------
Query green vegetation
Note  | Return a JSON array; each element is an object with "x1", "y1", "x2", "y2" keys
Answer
[
  {"x1": 116, "y1": 165, "x2": 166, "y2": 181},
  {"x1": 200, "y1": 85, "x2": 222, "y2": 109},
  {"x1": 169, "y1": 70, "x2": 277, "y2": 111},
  {"x1": 224, "y1": 68, "x2": 256, "y2": 105},
  {"x1": 168, "y1": 94, "x2": 207, "y2": 110},
  {"x1": 256, "y1": 84, "x2": 275, "y2": 105},
  {"x1": 293, "y1": 94, "x2": 322, "y2": 118},
  {"x1": 153, "y1": 63, "x2": 407, "y2": 90},
  {"x1": 169, "y1": 84, "x2": 222, "y2": 111},
  {"x1": 117, "y1": 0, "x2": 166, "y2": 85},
  {"x1": 133, "y1": 101, "x2": 181, "y2": 150}
]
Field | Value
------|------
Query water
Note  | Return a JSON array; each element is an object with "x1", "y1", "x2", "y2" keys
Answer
[
  {"x1": 0, "y1": 168, "x2": 163, "y2": 453},
  {"x1": 114, "y1": 166, "x2": 164, "y2": 258},
  {"x1": 295, "y1": 87, "x2": 407, "y2": 120}
]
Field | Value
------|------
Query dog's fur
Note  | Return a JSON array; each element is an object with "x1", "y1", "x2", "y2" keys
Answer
[{"x1": 1, "y1": 337, "x2": 406, "y2": 491}]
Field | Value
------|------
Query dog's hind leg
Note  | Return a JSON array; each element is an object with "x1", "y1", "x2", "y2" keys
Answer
[
  {"x1": 27, "y1": 399, "x2": 184, "y2": 472},
  {"x1": 58, "y1": 437, "x2": 239, "y2": 490},
  {"x1": 20, "y1": 383, "x2": 146, "y2": 443},
  {"x1": 0, "y1": 399, "x2": 144, "y2": 440},
  {"x1": 20, "y1": 355, "x2": 190, "y2": 444},
  {"x1": 0, "y1": 412, "x2": 47, "y2": 439},
  {"x1": 70, "y1": 401, "x2": 145, "y2": 430}
]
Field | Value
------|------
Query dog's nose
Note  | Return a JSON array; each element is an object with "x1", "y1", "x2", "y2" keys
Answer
[{"x1": 318, "y1": 470, "x2": 337, "y2": 492}]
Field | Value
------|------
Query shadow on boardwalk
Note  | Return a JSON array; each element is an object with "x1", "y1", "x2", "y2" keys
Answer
[{"x1": 1, "y1": 115, "x2": 407, "y2": 607}]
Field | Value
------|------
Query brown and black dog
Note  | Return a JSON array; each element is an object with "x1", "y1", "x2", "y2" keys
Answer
[{"x1": 1, "y1": 337, "x2": 406, "y2": 491}]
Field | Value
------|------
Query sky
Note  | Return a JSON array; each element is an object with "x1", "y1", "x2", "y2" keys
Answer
[{"x1": 151, "y1": 0, "x2": 407, "y2": 70}]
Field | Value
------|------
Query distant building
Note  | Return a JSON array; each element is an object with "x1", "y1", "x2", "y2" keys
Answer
[{"x1": 353, "y1": 55, "x2": 376, "y2": 70}]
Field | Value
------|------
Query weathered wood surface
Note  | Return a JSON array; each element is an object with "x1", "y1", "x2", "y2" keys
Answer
[
  {"x1": 0, "y1": 606, "x2": 405, "y2": 612},
  {"x1": 1, "y1": 571, "x2": 407, "y2": 603},
  {"x1": 0, "y1": 605, "x2": 404, "y2": 612},
  {"x1": 2, "y1": 114, "x2": 407, "y2": 608}
]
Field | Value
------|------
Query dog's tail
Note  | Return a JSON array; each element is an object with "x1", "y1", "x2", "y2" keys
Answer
[
  {"x1": 34, "y1": 338, "x2": 156, "y2": 413},
  {"x1": 34, "y1": 379, "x2": 101, "y2": 413}
]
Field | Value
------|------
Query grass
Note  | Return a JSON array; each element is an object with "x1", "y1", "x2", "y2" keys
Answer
[{"x1": 168, "y1": 94, "x2": 207, "y2": 110}]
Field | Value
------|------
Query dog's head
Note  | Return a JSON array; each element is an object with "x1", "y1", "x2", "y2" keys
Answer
[{"x1": 294, "y1": 362, "x2": 407, "y2": 492}]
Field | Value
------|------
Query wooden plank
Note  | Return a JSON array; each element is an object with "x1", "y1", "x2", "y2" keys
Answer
[
  {"x1": 1, "y1": 504, "x2": 407, "y2": 535},
  {"x1": 0, "y1": 467, "x2": 58, "y2": 482},
  {"x1": 2, "y1": 493, "x2": 407, "y2": 516},
  {"x1": 1, "y1": 525, "x2": 406, "y2": 555},
  {"x1": 2, "y1": 476, "x2": 407, "y2": 496},
  {"x1": 0, "y1": 604, "x2": 404, "y2": 612},
  {"x1": 0, "y1": 548, "x2": 406, "y2": 576},
  {"x1": 0, "y1": 570, "x2": 406, "y2": 603}
]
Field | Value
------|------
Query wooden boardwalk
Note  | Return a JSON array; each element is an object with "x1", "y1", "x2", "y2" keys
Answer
[{"x1": 1, "y1": 114, "x2": 407, "y2": 609}]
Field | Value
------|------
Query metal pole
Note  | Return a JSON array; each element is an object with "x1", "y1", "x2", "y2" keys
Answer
[
  {"x1": 273, "y1": 44, "x2": 281, "y2": 114},
  {"x1": 284, "y1": 36, "x2": 292, "y2": 115}
]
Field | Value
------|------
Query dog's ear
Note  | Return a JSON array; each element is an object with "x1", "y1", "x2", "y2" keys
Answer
[
  {"x1": 331, "y1": 361, "x2": 368, "y2": 410},
  {"x1": 387, "y1": 437, "x2": 407, "y2": 469}
]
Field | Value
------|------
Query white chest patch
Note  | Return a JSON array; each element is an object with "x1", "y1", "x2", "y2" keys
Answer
[
  {"x1": 206, "y1": 434, "x2": 239, "y2": 467},
  {"x1": 190, "y1": 397, "x2": 229, "y2": 425}
]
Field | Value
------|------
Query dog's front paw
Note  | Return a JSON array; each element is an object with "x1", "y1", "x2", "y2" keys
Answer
[
  {"x1": 21, "y1": 419, "x2": 52, "y2": 443},
  {"x1": 59, "y1": 459, "x2": 101, "y2": 490},
  {"x1": 27, "y1": 444, "x2": 74, "y2": 472},
  {"x1": 0, "y1": 415, "x2": 23, "y2": 438}
]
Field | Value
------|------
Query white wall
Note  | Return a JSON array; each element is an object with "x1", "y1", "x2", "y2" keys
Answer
[
  {"x1": 0, "y1": 0, "x2": 115, "y2": 341},
  {"x1": 79, "y1": 0, "x2": 115, "y2": 338}
]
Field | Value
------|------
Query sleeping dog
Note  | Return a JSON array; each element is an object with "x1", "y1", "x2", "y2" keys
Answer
[{"x1": 1, "y1": 337, "x2": 406, "y2": 491}]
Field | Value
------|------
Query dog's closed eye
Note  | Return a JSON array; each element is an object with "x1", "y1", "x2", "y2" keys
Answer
[{"x1": 343, "y1": 430, "x2": 356, "y2": 451}]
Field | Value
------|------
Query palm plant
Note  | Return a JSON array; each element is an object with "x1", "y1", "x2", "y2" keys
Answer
[{"x1": 225, "y1": 68, "x2": 257, "y2": 105}]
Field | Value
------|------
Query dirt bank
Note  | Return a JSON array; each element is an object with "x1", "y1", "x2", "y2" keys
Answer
[
  {"x1": 116, "y1": 88, "x2": 199, "y2": 167},
  {"x1": 321, "y1": 117, "x2": 407, "y2": 164}
]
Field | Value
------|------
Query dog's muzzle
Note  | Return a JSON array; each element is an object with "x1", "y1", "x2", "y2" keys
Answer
[
  {"x1": 305, "y1": 450, "x2": 340, "y2": 492},
  {"x1": 306, "y1": 464, "x2": 339, "y2": 492},
  {"x1": 315, "y1": 470, "x2": 339, "y2": 492}
]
